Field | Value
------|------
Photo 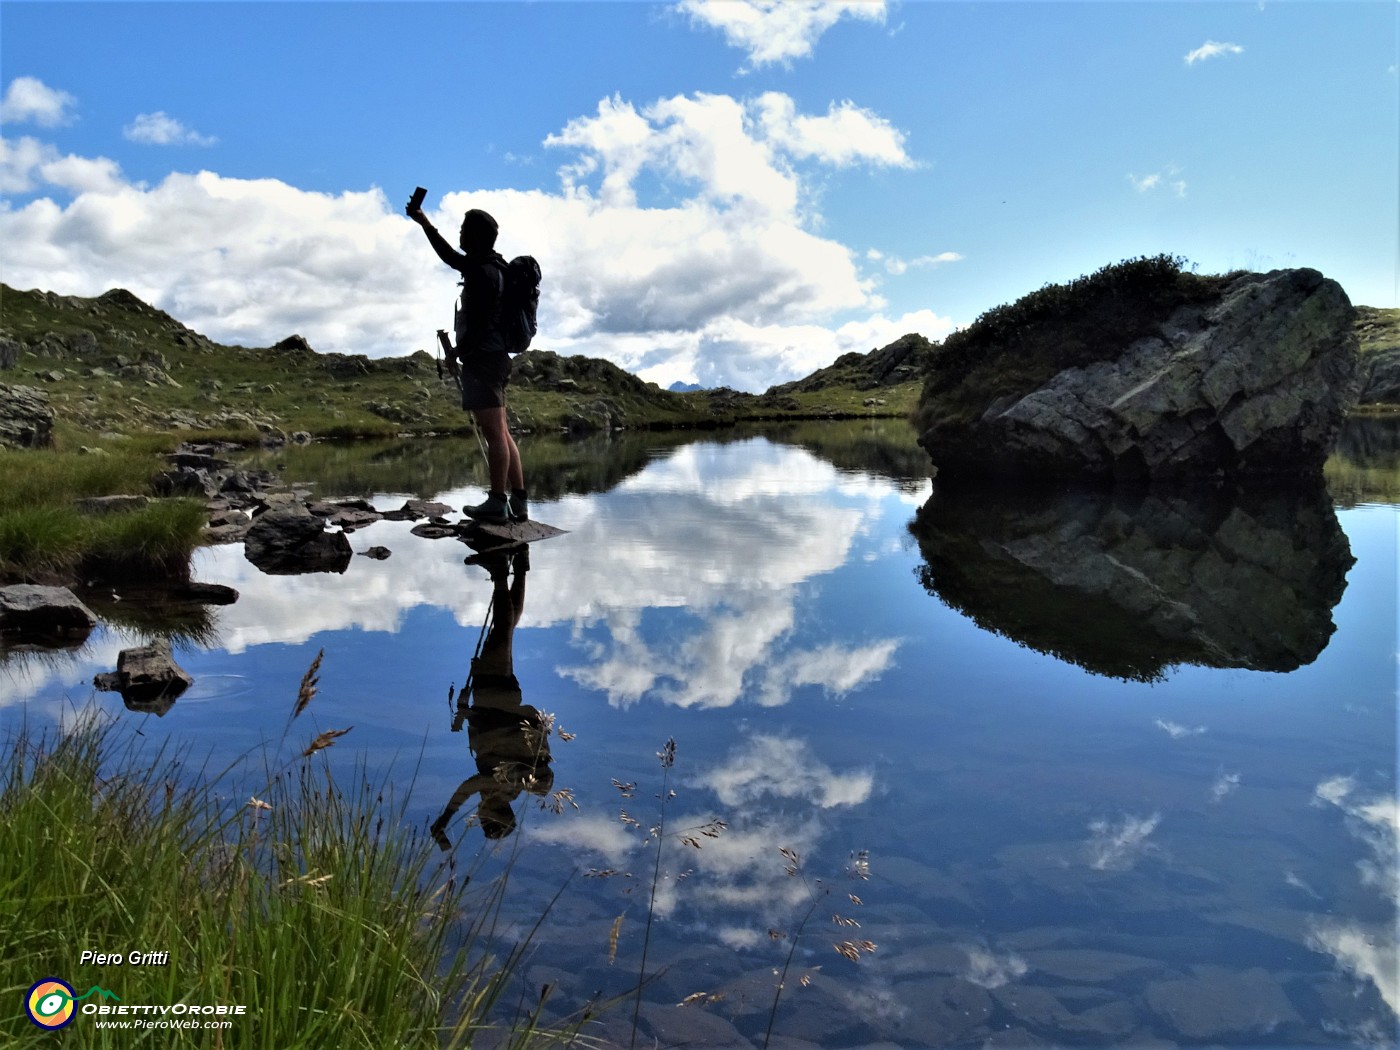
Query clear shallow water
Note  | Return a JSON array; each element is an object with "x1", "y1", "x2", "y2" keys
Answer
[{"x1": 3, "y1": 422, "x2": 1396, "y2": 1049}]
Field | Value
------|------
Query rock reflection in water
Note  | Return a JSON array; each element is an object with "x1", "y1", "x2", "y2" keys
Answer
[{"x1": 910, "y1": 482, "x2": 1354, "y2": 680}]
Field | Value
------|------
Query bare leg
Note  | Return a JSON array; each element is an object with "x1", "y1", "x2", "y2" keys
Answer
[{"x1": 471, "y1": 407, "x2": 524, "y2": 493}]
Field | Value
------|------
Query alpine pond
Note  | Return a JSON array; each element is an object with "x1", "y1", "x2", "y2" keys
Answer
[{"x1": 3, "y1": 419, "x2": 1396, "y2": 1049}]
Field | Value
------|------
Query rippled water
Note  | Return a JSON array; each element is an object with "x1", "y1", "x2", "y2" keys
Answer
[{"x1": 4, "y1": 419, "x2": 1396, "y2": 1049}]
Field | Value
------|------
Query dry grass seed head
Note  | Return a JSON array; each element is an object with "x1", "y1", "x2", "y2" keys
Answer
[
  {"x1": 780, "y1": 846, "x2": 800, "y2": 877},
  {"x1": 302, "y1": 726, "x2": 352, "y2": 756},
  {"x1": 544, "y1": 787, "x2": 579, "y2": 814},
  {"x1": 833, "y1": 939, "x2": 878, "y2": 962},
  {"x1": 607, "y1": 915, "x2": 624, "y2": 964},
  {"x1": 847, "y1": 849, "x2": 871, "y2": 880},
  {"x1": 292, "y1": 648, "x2": 324, "y2": 719},
  {"x1": 677, "y1": 992, "x2": 725, "y2": 1007}
]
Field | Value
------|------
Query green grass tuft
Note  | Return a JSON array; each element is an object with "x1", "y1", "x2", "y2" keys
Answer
[
  {"x1": 82, "y1": 499, "x2": 207, "y2": 582},
  {"x1": 0, "y1": 715, "x2": 585, "y2": 1048},
  {"x1": 0, "y1": 432, "x2": 209, "y2": 583}
]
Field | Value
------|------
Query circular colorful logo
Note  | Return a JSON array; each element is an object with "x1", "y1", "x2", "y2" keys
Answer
[{"x1": 25, "y1": 978, "x2": 76, "y2": 1029}]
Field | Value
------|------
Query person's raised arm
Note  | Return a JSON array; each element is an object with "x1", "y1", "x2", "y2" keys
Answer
[{"x1": 406, "y1": 196, "x2": 467, "y2": 272}]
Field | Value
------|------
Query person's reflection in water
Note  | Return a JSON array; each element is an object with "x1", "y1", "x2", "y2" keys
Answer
[{"x1": 432, "y1": 545, "x2": 553, "y2": 848}]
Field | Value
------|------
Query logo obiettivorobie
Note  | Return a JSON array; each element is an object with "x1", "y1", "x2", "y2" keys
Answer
[
  {"x1": 25, "y1": 979, "x2": 76, "y2": 1029},
  {"x1": 24, "y1": 978, "x2": 120, "y2": 1029}
]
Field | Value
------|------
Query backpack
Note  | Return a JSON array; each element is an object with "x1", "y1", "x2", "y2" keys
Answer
[{"x1": 490, "y1": 255, "x2": 541, "y2": 354}]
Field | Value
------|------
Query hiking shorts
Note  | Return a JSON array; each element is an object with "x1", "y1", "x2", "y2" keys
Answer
[{"x1": 459, "y1": 351, "x2": 512, "y2": 411}]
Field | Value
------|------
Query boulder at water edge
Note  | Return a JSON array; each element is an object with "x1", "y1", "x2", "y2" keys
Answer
[
  {"x1": 243, "y1": 504, "x2": 352, "y2": 575},
  {"x1": 915, "y1": 266, "x2": 1360, "y2": 482},
  {"x1": 0, "y1": 584, "x2": 97, "y2": 645}
]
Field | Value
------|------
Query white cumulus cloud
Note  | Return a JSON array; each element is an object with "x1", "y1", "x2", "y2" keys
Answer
[
  {"x1": 694, "y1": 734, "x2": 874, "y2": 809},
  {"x1": 963, "y1": 945, "x2": 1029, "y2": 989},
  {"x1": 1086, "y1": 813, "x2": 1162, "y2": 870},
  {"x1": 1210, "y1": 771, "x2": 1241, "y2": 802},
  {"x1": 0, "y1": 76, "x2": 77, "y2": 126},
  {"x1": 1154, "y1": 718, "x2": 1206, "y2": 739},
  {"x1": 678, "y1": 0, "x2": 887, "y2": 71},
  {"x1": 754, "y1": 93, "x2": 911, "y2": 168},
  {"x1": 869, "y1": 249, "x2": 962, "y2": 276},
  {"x1": 1307, "y1": 775, "x2": 1400, "y2": 1017},
  {"x1": 0, "y1": 136, "x2": 125, "y2": 195},
  {"x1": 1185, "y1": 40, "x2": 1245, "y2": 65},
  {"x1": 123, "y1": 111, "x2": 218, "y2": 147},
  {"x1": 1128, "y1": 168, "x2": 1187, "y2": 197},
  {"x1": 1, "y1": 87, "x2": 945, "y2": 392}
]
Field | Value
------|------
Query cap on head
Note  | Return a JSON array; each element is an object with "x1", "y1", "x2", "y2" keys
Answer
[{"x1": 460, "y1": 209, "x2": 499, "y2": 252}]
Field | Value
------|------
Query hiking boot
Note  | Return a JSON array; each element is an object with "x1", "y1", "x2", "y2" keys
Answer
[
  {"x1": 463, "y1": 548, "x2": 510, "y2": 579},
  {"x1": 510, "y1": 545, "x2": 530, "y2": 575},
  {"x1": 509, "y1": 489, "x2": 529, "y2": 523},
  {"x1": 464, "y1": 491, "x2": 511, "y2": 525}
]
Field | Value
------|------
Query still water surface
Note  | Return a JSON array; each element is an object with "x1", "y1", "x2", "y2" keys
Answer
[{"x1": 4, "y1": 420, "x2": 1397, "y2": 1048}]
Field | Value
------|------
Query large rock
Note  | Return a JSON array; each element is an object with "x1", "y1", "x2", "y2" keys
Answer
[
  {"x1": 1355, "y1": 305, "x2": 1400, "y2": 405},
  {"x1": 0, "y1": 584, "x2": 97, "y2": 644},
  {"x1": 917, "y1": 267, "x2": 1360, "y2": 482},
  {"x1": 243, "y1": 504, "x2": 352, "y2": 575},
  {"x1": 909, "y1": 480, "x2": 1353, "y2": 680},
  {"x1": 93, "y1": 641, "x2": 192, "y2": 715},
  {"x1": 0, "y1": 383, "x2": 55, "y2": 448},
  {"x1": 1359, "y1": 345, "x2": 1400, "y2": 405}
]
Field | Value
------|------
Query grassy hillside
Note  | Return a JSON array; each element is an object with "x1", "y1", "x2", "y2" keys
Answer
[{"x1": 0, "y1": 284, "x2": 918, "y2": 441}]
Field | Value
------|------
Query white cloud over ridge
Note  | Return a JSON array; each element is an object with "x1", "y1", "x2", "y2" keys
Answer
[
  {"x1": 678, "y1": 0, "x2": 887, "y2": 71},
  {"x1": 1, "y1": 84, "x2": 948, "y2": 392}
]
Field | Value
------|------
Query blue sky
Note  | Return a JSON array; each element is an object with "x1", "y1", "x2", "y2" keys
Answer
[{"x1": 2, "y1": 1, "x2": 1396, "y2": 392}]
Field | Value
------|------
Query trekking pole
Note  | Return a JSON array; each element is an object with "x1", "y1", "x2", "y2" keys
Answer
[
  {"x1": 437, "y1": 329, "x2": 490, "y2": 468},
  {"x1": 436, "y1": 329, "x2": 461, "y2": 391},
  {"x1": 451, "y1": 598, "x2": 495, "y2": 732}
]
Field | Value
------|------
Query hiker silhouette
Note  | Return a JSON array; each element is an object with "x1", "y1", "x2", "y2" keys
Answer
[
  {"x1": 432, "y1": 547, "x2": 552, "y2": 846},
  {"x1": 406, "y1": 196, "x2": 529, "y2": 526}
]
